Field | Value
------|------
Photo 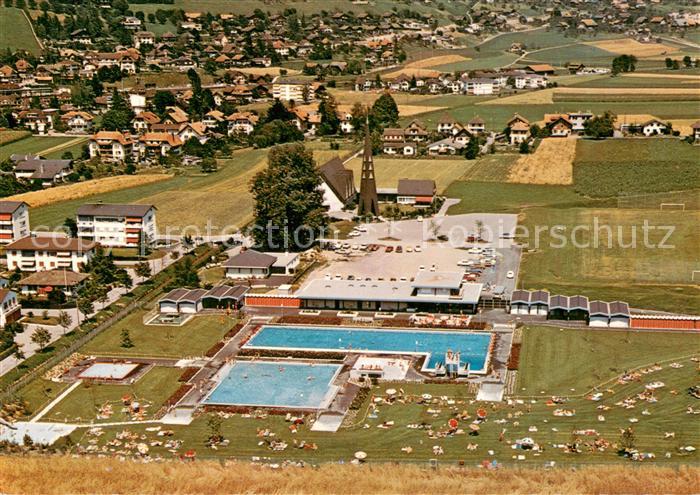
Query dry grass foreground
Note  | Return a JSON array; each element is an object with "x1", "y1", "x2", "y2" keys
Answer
[
  {"x1": 508, "y1": 137, "x2": 576, "y2": 185},
  {"x1": 405, "y1": 54, "x2": 471, "y2": 69},
  {"x1": 585, "y1": 38, "x2": 679, "y2": 57},
  {"x1": 5, "y1": 174, "x2": 173, "y2": 207},
  {"x1": 1, "y1": 456, "x2": 699, "y2": 494},
  {"x1": 556, "y1": 87, "x2": 700, "y2": 95}
]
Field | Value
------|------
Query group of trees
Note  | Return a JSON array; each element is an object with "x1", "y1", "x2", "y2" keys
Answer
[
  {"x1": 584, "y1": 111, "x2": 616, "y2": 139},
  {"x1": 611, "y1": 54, "x2": 638, "y2": 75},
  {"x1": 665, "y1": 56, "x2": 696, "y2": 70}
]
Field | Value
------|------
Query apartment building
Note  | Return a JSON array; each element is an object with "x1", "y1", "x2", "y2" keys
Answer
[
  {"x1": 272, "y1": 77, "x2": 310, "y2": 102},
  {"x1": 6, "y1": 235, "x2": 98, "y2": 272},
  {"x1": 88, "y1": 131, "x2": 134, "y2": 162},
  {"x1": 0, "y1": 201, "x2": 30, "y2": 245},
  {"x1": 76, "y1": 203, "x2": 157, "y2": 248}
]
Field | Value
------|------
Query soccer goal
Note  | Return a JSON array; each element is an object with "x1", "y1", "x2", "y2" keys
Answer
[{"x1": 660, "y1": 203, "x2": 686, "y2": 211}]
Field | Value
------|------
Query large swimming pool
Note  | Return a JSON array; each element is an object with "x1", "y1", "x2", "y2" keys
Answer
[
  {"x1": 244, "y1": 325, "x2": 492, "y2": 373},
  {"x1": 204, "y1": 361, "x2": 341, "y2": 409}
]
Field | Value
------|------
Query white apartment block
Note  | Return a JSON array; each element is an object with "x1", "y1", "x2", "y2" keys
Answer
[
  {"x1": 5, "y1": 235, "x2": 98, "y2": 272},
  {"x1": 76, "y1": 203, "x2": 157, "y2": 248},
  {"x1": 272, "y1": 77, "x2": 310, "y2": 102},
  {"x1": 0, "y1": 201, "x2": 30, "y2": 245}
]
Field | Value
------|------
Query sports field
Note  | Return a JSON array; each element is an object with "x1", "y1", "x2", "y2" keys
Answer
[
  {"x1": 573, "y1": 139, "x2": 700, "y2": 198},
  {"x1": 518, "y1": 207, "x2": 700, "y2": 312},
  {"x1": 344, "y1": 156, "x2": 474, "y2": 192},
  {"x1": 0, "y1": 7, "x2": 41, "y2": 54}
]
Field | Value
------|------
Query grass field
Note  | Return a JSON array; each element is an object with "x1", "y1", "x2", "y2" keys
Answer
[
  {"x1": 6, "y1": 174, "x2": 172, "y2": 209},
  {"x1": 573, "y1": 139, "x2": 700, "y2": 198},
  {"x1": 444, "y1": 182, "x2": 599, "y2": 214},
  {"x1": 571, "y1": 74, "x2": 700, "y2": 89},
  {"x1": 523, "y1": 43, "x2": 616, "y2": 66},
  {"x1": 82, "y1": 311, "x2": 237, "y2": 359},
  {"x1": 4, "y1": 458, "x2": 699, "y2": 494},
  {"x1": 518, "y1": 207, "x2": 700, "y2": 311},
  {"x1": 0, "y1": 130, "x2": 31, "y2": 146},
  {"x1": 516, "y1": 326, "x2": 700, "y2": 395},
  {"x1": 585, "y1": 39, "x2": 680, "y2": 58},
  {"x1": 478, "y1": 28, "x2": 579, "y2": 52},
  {"x1": 508, "y1": 137, "x2": 576, "y2": 185},
  {"x1": 0, "y1": 136, "x2": 77, "y2": 161},
  {"x1": 17, "y1": 324, "x2": 699, "y2": 466},
  {"x1": 459, "y1": 154, "x2": 518, "y2": 182},
  {"x1": 344, "y1": 156, "x2": 474, "y2": 192},
  {"x1": 42, "y1": 367, "x2": 183, "y2": 424},
  {"x1": 0, "y1": 7, "x2": 41, "y2": 54}
]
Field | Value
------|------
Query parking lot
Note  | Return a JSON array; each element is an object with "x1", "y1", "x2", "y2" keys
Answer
[{"x1": 314, "y1": 213, "x2": 521, "y2": 296}]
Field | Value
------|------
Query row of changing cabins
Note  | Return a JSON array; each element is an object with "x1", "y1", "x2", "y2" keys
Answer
[
  {"x1": 510, "y1": 290, "x2": 631, "y2": 328},
  {"x1": 155, "y1": 285, "x2": 699, "y2": 331}
]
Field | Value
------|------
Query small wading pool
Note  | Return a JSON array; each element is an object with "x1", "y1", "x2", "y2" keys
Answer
[
  {"x1": 244, "y1": 325, "x2": 492, "y2": 373},
  {"x1": 204, "y1": 361, "x2": 341, "y2": 409},
  {"x1": 79, "y1": 362, "x2": 140, "y2": 380}
]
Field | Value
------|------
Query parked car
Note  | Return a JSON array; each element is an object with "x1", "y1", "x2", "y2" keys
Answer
[
  {"x1": 414, "y1": 245, "x2": 422, "y2": 252},
  {"x1": 506, "y1": 270, "x2": 515, "y2": 279},
  {"x1": 385, "y1": 246, "x2": 394, "y2": 253},
  {"x1": 396, "y1": 246, "x2": 403, "y2": 253}
]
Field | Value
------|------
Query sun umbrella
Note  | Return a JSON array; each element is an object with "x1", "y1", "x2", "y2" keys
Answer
[
  {"x1": 354, "y1": 451, "x2": 367, "y2": 460},
  {"x1": 448, "y1": 418, "x2": 459, "y2": 429},
  {"x1": 386, "y1": 388, "x2": 397, "y2": 396},
  {"x1": 469, "y1": 423, "x2": 480, "y2": 431},
  {"x1": 476, "y1": 408, "x2": 487, "y2": 419}
]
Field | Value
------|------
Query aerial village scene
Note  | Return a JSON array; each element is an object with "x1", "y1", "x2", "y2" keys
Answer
[{"x1": 0, "y1": 0, "x2": 698, "y2": 492}]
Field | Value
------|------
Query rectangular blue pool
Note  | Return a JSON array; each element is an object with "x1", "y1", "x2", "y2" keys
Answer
[
  {"x1": 204, "y1": 361, "x2": 341, "y2": 409},
  {"x1": 244, "y1": 325, "x2": 492, "y2": 373}
]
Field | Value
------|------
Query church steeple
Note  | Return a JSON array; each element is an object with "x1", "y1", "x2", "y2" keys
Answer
[{"x1": 357, "y1": 123, "x2": 379, "y2": 216}]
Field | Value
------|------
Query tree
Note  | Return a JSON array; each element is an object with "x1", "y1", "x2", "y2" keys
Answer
[
  {"x1": 665, "y1": 57, "x2": 674, "y2": 69},
  {"x1": 584, "y1": 111, "x2": 616, "y2": 139},
  {"x1": 63, "y1": 217, "x2": 78, "y2": 237},
  {"x1": 77, "y1": 297, "x2": 93, "y2": 320},
  {"x1": 252, "y1": 120, "x2": 303, "y2": 148},
  {"x1": 135, "y1": 261, "x2": 152, "y2": 279},
  {"x1": 619, "y1": 427, "x2": 635, "y2": 451},
  {"x1": 683, "y1": 55, "x2": 692, "y2": 68},
  {"x1": 57, "y1": 310, "x2": 72, "y2": 335},
  {"x1": 611, "y1": 54, "x2": 637, "y2": 75},
  {"x1": 207, "y1": 413, "x2": 224, "y2": 445},
  {"x1": 200, "y1": 157, "x2": 218, "y2": 173},
  {"x1": 519, "y1": 140, "x2": 530, "y2": 154},
  {"x1": 263, "y1": 99, "x2": 294, "y2": 124},
  {"x1": 250, "y1": 143, "x2": 327, "y2": 251},
  {"x1": 100, "y1": 89, "x2": 134, "y2": 131},
  {"x1": 120, "y1": 328, "x2": 134, "y2": 348},
  {"x1": 369, "y1": 92, "x2": 399, "y2": 130},
  {"x1": 464, "y1": 136, "x2": 479, "y2": 160},
  {"x1": 349, "y1": 102, "x2": 367, "y2": 135},
  {"x1": 317, "y1": 94, "x2": 340, "y2": 135},
  {"x1": 31, "y1": 327, "x2": 51, "y2": 350},
  {"x1": 152, "y1": 90, "x2": 176, "y2": 116},
  {"x1": 173, "y1": 256, "x2": 200, "y2": 287}
]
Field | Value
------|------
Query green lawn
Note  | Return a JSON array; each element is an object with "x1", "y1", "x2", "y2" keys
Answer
[
  {"x1": 459, "y1": 154, "x2": 519, "y2": 182},
  {"x1": 63, "y1": 347, "x2": 700, "y2": 464},
  {"x1": 518, "y1": 207, "x2": 700, "y2": 312},
  {"x1": 82, "y1": 311, "x2": 236, "y2": 359},
  {"x1": 0, "y1": 7, "x2": 41, "y2": 55},
  {"x1": 0, "y1": 136, "x2": 76, "y2": 161},
  {"x1": 573, "y1": 139, "x2": 700, "y2": 198},
  {"x1": 43, "y1": 366, "x2": 183, "y2": 423},
  {"x1": 31, "y1": 148, "x2": 268, "y2": 231},
  {"x1": 199, "y1": 266, "x2": 225, "y2": 285},
  {"x1": 444, "y1": 181, "x2": 603, "y2": 214},
  {"x1": 524, "y1": 43, "x2": 616, "y2": 66},
  {"x1": 478, "y1": 28, "x2": 581, "y2": 52},
  {"x1": 516, "y1": 326, "x2": 700, "y2": 395},
  {"x1": 570, "y1": 75, "x2": 700, "y2": 89},
  {"x1": 14, "y1": 378, "x2": 70, "y2": 419}
]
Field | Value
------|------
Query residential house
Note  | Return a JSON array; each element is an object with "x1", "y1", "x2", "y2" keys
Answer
[
  {"x1": 382, "y1": 128, "x2": 405, "y2": 142},
  {"x1": 76, "y1": 203, "x2": 157, "y2": 248},
  {"x1": 5, "y1": 235, "x2": 98, "y2": 272},
  {"x1": 507, "y1": 114, "x2": 530, "y2": 145},
  {"x1": 272, "y1": 77, "x2": 311, "y2": 102},
  {"x1": 404, "y1": 120, "x2": 428, "y2": 142},
  {"x1": 0, "y1": 289, "x2": 21, "y2": 327},
  {"x1": 437, "y1": 114, "x2": 459, "y2": 135},
  {"x1": 19, "y1": 269, "x2": 89, "y2": 297},
  {"x1": 547, "y1": 116, "x2": 574, "y2": 137},
  {"x1": 223, "y1": 249, "x2": 299, "y2": 279},
  {"x1": 88, "y1": 131, "x2": 134, "y2": 162},
  {"x1": 641, "y1": 119, "x2": 668, "y2": 136},
  {"x1": 203, "y1": 110, "x2": 225, "y2": 129},
  {"x1": 382, "y1": 142, "x2": 417, "y2": 156},
  {"x1": 61, "y1": 111, "x2": 94, "y2": 133},
  {"x1": 427, "y1": 137, "x2": 467, "y2": 155},
  {"x1": 692, "y1": 120, "x2": 700, "y2": 141},
  {"x1": 133, "y1": 31, "x2": 155, "y2": 49},
  {"x1": 461, "y1": 78, "x2": 498, "y2": 95},
  {"x1": 13, "y1": 159, "x2": 72, "y2": 187},
  {"x1": 226, "y1": 111, "x2": 258, "y2": 135},
  {"x1": 177, "y1": 122, "x2": 208, "y2": 144},
  {"x1": 0, "y1": 201, "x2": 30, "y2": 245},
  {"x1": 17, "y1": 109, "x2": 54, "y2": 135},
  {"x1": 467, "y1": 117, "x2": 486, "y2": 134},
  {"x1": 132, "y1": 111, "x2": 161, "y2": 134},
  {"x1": 137, "y1": 132, "x2": 182, "y2": 158}
]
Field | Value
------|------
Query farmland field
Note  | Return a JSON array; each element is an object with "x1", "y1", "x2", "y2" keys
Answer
[
  {"x1": 508, "y1": 137, "x2": 576, "y2": 185},
  {"x1": 459, "y1": 154, "x2": 518, "y2": 182},
  {"x1": 344, "y1": 156, "x2": 474, "y2": 192},
  {"x1": 0, "y1": 136, "x2": 77, "y2": 161},
  {"x1": 573, "y1": 139, "x2": 700, "y2": 198},
  {"x1": 523, "y1": 43, "x2": 615, "y2": 66},
  {"x1": 518, "y1": 207, "x2": 700, "y2": 312},
  {"x1": 478, "y1": 28, "x2": 579, "y2": 52},
  {"x1": 585, "y1": 38, "x2": 679, "y2": 57},
  {"x1": 0, "y1": 130, "x2": 31, "y2": 146},
  {"x1": 0, "y1": 7, "x2": 41, "y2": 54}
]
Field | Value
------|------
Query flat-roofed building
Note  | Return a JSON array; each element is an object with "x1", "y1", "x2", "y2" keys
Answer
[
  {"x1": 0, "y1": 201, "x2": 30, "y2": 245},
  {"x1": 6, "y1": 235, "x2": 98, "y2": 272},
  {"x1": 76, "y1": 203, "x2": 157, "y2": 248},
  {"x1": 296, "y1": 271, "x2": 482, "y2": 313}
]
